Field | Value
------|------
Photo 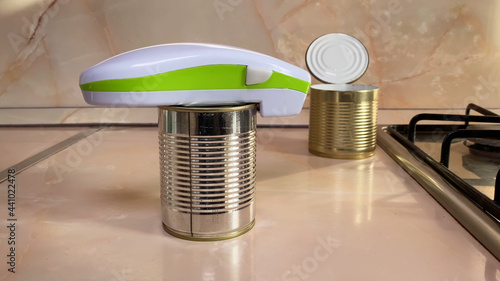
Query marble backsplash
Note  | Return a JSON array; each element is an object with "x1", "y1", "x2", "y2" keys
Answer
[{"x1": 0, "y1": 0, "x2": 499, "y2": 123}]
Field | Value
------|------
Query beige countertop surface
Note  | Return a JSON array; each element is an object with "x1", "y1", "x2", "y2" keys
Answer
[{"x1": 1, "y1": 127, "x2": 499, "y2": 281}]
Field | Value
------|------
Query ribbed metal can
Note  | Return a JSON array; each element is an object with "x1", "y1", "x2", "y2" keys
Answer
[
  {"x1": 158, "y1": 104, "x2": 257, "y2": 241},
  {"x1": 309, "y1": 84, "x2": 379, "y2": 159}
]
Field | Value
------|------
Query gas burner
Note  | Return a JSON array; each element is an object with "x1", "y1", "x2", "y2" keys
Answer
[{"x1": 465, "y1": 138, "x2": 500, "y2": 159}]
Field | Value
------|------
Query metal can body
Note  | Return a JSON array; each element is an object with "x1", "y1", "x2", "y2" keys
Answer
[
  {"x1": 309, "y1": 84, "x2": 379, "y2": 159},
  {"x1": 158, "y1": 104, "x2": 257, "y2": 240}
]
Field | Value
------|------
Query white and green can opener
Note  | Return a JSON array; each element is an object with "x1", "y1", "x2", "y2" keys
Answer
[{"x1": 79, "y1": 43, "x2": 311, "y2": 117}]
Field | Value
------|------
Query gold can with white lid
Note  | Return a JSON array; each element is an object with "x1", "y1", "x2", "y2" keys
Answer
[{"x1": 306, "y1": 33, "x2": 379, "y2": 159}]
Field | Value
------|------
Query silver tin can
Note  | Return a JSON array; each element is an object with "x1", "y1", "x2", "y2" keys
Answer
[{"x1": 158, "y1": 104, "x2": 257, "y2": 241}]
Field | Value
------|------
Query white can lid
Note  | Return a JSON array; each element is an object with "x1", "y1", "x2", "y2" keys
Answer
[{"x1": 305, "y1": 33, "x2": 369, "y2": 84}]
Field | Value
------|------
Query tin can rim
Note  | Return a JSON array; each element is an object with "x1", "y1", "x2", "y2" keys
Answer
[
  {"x1": 311, "y1": 83, "x2": 378, "y2": 92},
  {"x1": 158, "y1": 103, "x2": 257, "y2": 112}
]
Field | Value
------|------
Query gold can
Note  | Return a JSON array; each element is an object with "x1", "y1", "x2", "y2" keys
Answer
[{"x1": 308, "y1": 84, "x2": 379, "y2": 159}]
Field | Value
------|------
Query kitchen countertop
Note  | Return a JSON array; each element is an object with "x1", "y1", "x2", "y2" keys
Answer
[
  {"x1": 0, "y1": 127, "x2": 88, "y2": 172},
  {"x1": 1, "y1": 127, "x2": 499, "y2": 281}
]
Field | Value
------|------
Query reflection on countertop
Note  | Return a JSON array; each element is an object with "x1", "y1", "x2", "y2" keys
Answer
[{"x1": 0, "y1": 127, "x2": 499, "y2": 281}]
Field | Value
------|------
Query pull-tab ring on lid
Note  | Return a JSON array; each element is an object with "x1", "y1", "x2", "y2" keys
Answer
[{"x1": 305, "y1": 33, "x2": 369, "y2": 84}]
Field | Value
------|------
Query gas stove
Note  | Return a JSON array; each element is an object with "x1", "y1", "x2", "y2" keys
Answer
[{"x1": 378, "y1": 103, "x2": 500, "y2": 261}]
